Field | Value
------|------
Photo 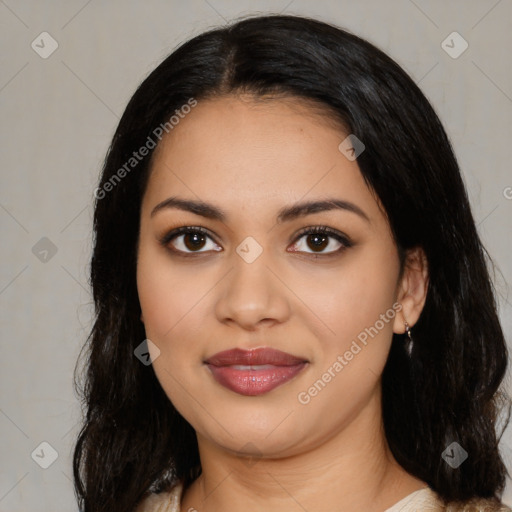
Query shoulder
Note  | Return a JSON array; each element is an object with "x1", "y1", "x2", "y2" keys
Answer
[
  {"x1": 386, "y1": 487, "x2": 511, "y2": 512},
  {"x1": 134, "y1": 481, "x2": 184, "y2": 512},
  {"x1": 133, "y1": 483, "x2": 511, "y2": 512},
  {"x1": 445, "y1": 498, "x2": 512, "y2": 512}
]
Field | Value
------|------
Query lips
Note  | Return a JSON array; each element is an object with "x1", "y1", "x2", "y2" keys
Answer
[{"x1": 205, "y1": 348, "x2": 308, "y2": 396}]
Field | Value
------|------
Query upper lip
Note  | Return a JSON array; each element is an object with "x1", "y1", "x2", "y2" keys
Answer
[{"x1": 205, "y1": 347, "x2": 307, "y2": 367}]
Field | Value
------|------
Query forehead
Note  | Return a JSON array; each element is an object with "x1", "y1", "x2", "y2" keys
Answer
[{"x1": 142, "y1": 95, "x2": 384, "y2": 228}]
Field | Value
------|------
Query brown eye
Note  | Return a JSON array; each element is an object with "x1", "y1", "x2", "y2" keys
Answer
[
  {"x1": 305, "y1": 233, "x2": 330, "y2": 252},
  {"x1": 289, "y1": 226, "x2": 352, "y2": 256},
  {"x1": 182, "y1": 232, "x2": 207, "y2": 251},
  {"x1": 160, "y1": 227, "x2": 222, "y2": 255}
]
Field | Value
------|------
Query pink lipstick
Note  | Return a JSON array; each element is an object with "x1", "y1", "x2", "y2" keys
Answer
[{"x1": 205, "y1": 347, "x2": 307, "y2": 396}]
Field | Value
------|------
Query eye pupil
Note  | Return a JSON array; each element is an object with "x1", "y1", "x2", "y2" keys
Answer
[
  {"x1": 308, "y1": 234, "x2": 328, "y2": 251},
  {"x1": 184, "y1": 233, "x2": 206, "y2": 251}
]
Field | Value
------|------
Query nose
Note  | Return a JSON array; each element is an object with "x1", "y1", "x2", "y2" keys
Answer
[{"x1": 214, "y1": 252, "x2": 291, "y2": 331}]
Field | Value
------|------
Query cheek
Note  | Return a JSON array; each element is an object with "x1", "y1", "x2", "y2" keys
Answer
[
  {"x1": 137, "y1": 248, "x2": 208, "y2": 342},
  {"x1": 306, "y1": 244, "x2": 400, "y2": 348},
  {"x1": 136, "y1": 248, "x2": 213, "y2": 401},
  {"x1": 137, "y1": 252, "x2": 208, "y2": 421},
  {"x1": 294, "y1": 258, "x2": 400, "y2": 428}
]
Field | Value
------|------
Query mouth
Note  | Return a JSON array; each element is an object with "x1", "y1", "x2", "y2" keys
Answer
[{"x1": 204, "y1": 347, "x2": 308, "y2": 396}]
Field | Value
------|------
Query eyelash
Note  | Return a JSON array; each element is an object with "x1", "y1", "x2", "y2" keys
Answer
[{"x1": 159, "y1": 225, "x2": 353, "y2": 259}]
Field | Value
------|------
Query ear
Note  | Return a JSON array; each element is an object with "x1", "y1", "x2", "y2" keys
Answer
[{"x1": 393, "y1": 246, "x2": 429, "y2": 334}]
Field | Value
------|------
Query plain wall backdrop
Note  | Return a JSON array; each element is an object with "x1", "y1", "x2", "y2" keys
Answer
[{"x1": 0, "y1": 1, "x2": 511, "y2": 510}]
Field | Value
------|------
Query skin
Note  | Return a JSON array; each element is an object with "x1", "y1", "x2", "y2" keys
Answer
[{"x1": 136, "y1": 95, "x2": 429, "y2": 512}]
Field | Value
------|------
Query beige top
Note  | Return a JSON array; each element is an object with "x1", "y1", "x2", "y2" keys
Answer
[{"x1": 135, "y1": 483, "x2": 512, "y2": 512}]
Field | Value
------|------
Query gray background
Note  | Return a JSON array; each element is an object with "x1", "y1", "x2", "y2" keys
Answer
[{"x1": 0, "y1": 1, "x2": 511, "y2": 510}]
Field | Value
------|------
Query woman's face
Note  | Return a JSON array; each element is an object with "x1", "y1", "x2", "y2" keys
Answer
[{"x1": 137, "y1": 95, "x2": 407, "y2": 458}]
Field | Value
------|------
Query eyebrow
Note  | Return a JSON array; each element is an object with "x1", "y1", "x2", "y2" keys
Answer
[{"x1": 150, "y1": 196, "x2": 370, "y2": 223}]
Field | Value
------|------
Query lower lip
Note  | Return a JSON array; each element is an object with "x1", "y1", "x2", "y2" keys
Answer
[{"x1": 206, "y1": 363, "x2": 307, "y2": 396}]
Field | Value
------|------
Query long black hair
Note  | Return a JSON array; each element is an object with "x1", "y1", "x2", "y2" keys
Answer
[{"x1": 72, "y1": 13, "x2": 510, "y2": 512}]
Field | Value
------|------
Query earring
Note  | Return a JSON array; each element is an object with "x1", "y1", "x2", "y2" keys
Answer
[{"x1": 404, "y1": 321, "x2": 413, "y2": 356}]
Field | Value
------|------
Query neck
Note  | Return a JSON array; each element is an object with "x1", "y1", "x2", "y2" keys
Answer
[{"x1": 180, "y1": 390, "x2": 426, "y2": 512}]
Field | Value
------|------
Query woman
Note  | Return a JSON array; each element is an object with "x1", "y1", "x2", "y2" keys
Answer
[{"x1": 72, "y1": 14, "x2": 511, "y2": 512}]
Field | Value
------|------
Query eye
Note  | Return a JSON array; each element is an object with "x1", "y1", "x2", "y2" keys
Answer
[
  {"x1": 159, "y1": 225, "x2": 352, "y2": 258},
  {"x1": 289, "y1": 226, "x2": 352, "y2": 256},
  {"x1": 159, "y1": 226, "x2": 221, "y2": 255}
]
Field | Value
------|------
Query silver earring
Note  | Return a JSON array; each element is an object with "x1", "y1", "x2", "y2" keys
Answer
[{"x1": 404, "y1": 321, "x2": 413, "y2": 356}]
